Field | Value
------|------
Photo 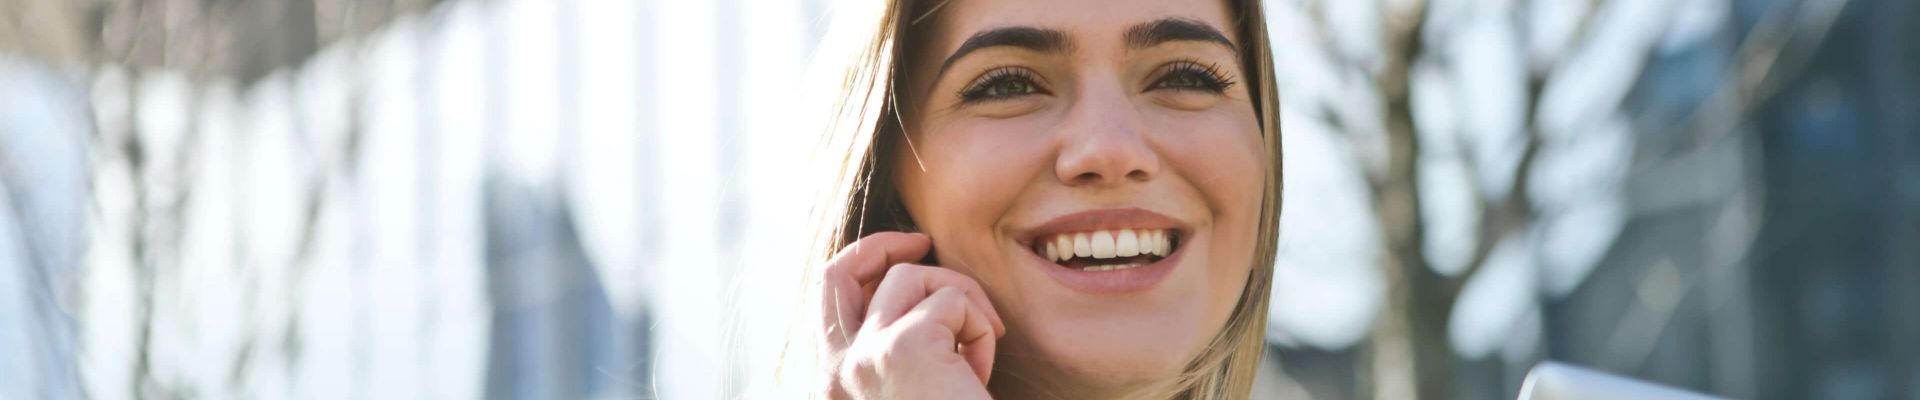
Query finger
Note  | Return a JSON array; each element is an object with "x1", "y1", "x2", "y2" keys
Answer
[
  {"x1": 894, "y1": 286, "x2": 998, "y2": 385},
  {"x1": 946, "y1": 289, "x2": 998, "y2": 386},
  {"x1": 861, "y1": 279, "x2": 881, "y2": 305},
  {"x1": 826, "y1": 232, "x2": 933, "y2": 284},
  {"x1": 817, "y1": 232, "x2": 931, "y2": 354},
  {"x1": 864, "y1": 264, "x2": 1005, "y2": 337}
]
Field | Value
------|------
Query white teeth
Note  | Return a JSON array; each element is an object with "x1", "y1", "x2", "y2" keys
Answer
[
  {"x1": 1091, "y1": 231, "x2": 1116, "y2": 258},
  {"x1": 1142, "y1": 230, "x2": 1160, "y2": 256},
  {"x1": 1082, "y1": 263, "x2": 1145, "y2": 272},
  {"x1": 1055, "y1": 235, "x2": 1074, "y2": 262},
  {"x1": 1040, "y1": 229, "x2": 1176, "y2": 262},
  {"x1": 1116, "y1": 230, "x2": 1140, "y2": 257}
]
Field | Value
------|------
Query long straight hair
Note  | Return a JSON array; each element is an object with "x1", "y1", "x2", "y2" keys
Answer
[{"x1": 786, "y1": 0, "x2": 1283, "y2": 397}]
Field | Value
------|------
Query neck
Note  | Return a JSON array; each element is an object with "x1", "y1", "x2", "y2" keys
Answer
[{"x1": 987, "y1": 368, "x2": 1184, "y2": 400}]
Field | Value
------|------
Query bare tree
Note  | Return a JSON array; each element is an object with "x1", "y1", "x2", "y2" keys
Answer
[{"x1": 1267, "y1": 0, "x2": 1848, "y2": 397}]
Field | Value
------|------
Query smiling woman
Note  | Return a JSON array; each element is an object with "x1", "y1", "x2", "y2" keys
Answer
[{"x1": 792, "y1": 0, "x2": 1282, "y2": 398}]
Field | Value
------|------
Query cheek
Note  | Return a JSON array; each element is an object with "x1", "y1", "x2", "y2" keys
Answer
[
  {"x1": 1155, "y1": 110, "x2": 1265, "y2": 222},
  {"x1": 897, "y1": 120, "x2": 1053, "y2": 262},
  {"x1": 1154, "y1": 110, "x2": 1264, "y2": 302}
]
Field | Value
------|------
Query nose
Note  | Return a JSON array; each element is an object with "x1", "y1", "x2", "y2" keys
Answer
[{"x1": 1054, "y1": 79, "x2": 1160, "y2": 186}]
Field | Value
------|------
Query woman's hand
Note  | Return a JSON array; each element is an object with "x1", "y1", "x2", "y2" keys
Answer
[{"x1": 815, "y1": 232, "x2": 1007, "y2": 400}]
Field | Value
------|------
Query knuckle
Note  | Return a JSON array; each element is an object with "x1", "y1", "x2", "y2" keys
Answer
[
  {"x1": 925, "y1": 287, "x2": 968, "y2": 310},
  {"x1": 922, "y1": 265, "x2": 961, "y2": 278},
  {"x1": 870, "y1": 327, "x2": 911, "y2": 350},
  {"x1": 870, "y1": 323, "x2": 934, "y2": 354},
  {"x1": 882, "y1": 262, "x2": 923, "y2": 281},
  {"x1": 820, "y1": 258, "x2": 853, "y2": 281},
  {"x1": 944, "y1": 270, "x2": 985, "y2": 291},
  {"x1": 921, "y1": 267, "x2": 980, "y2": 291},
  {"x1": 898, "y1": 321, "x2": 955, "y2": 349},
  {"x1": 960, "y1": 274, "x2": 986, "y2": 292}
]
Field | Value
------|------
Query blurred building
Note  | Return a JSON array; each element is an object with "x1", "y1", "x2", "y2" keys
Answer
[
  {"x1": 1536, "y1": 0, "x2": 1918, "y2": 399},
  {"x1": 0, "y1": 0, "x2": 1913, "y2": 399}
]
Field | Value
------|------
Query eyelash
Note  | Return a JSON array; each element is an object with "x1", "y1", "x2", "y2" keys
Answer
[
  {"x1": 1151, "y1": 60, "x2": 1235, "y2": 93},
  {"x1": 959, "y1": 67, "x2": 1045, "y2": 102},
  {"x1": 956, "y1": 60, "x2": 1237, "y2": 103}
]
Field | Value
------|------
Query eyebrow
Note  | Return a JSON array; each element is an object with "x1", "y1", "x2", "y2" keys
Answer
[
  {"x1": 931, "y1": 18, "x2": 1237, "y2": 84},
  {"x1": 934, "y1": 26, "x2": 1070, "y2": 80},
  {"x1": 1124, "y1": 18, "x2": 1237, "y2": 53}
]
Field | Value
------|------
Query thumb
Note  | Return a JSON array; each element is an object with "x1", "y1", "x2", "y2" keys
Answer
[{"x1": 953, "y1": 294, "x2": 998, "y2": 385}]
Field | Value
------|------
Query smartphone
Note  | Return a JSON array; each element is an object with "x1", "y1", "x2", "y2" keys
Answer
[{"x1": 1518, "y1": 362, "x2": 1722, "y2": 400}]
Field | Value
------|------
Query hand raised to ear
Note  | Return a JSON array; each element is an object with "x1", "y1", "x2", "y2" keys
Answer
[{"x1": 814, "y1": 232, "x2": 1006, "y2": 400}]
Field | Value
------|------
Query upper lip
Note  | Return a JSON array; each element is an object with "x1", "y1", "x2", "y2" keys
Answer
[{"x1": 1015, "y1": 207, "x2": 1189, "y2": 246}]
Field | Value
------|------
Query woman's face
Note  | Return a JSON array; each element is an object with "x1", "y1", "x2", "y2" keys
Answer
[{"x1": 893, "y1": 0, "x2": 1265, "y2": 394}]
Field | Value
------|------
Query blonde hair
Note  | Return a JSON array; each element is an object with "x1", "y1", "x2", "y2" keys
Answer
[{"x1": 787, "y1": 0, "x2": 1282, "y2": 397}]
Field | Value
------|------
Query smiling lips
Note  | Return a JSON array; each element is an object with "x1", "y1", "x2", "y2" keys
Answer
[
  {"x1": 1021, "y1": 208, "x2": 1189, "y2": 292},
  {"x1": 1034, "y1": 229, "x2": 1179, "y2": 271}
]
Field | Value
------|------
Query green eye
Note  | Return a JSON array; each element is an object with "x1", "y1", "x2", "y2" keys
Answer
[
  {"x1": 1151, "y1": 61, "x2": 1235, "y2": 93},
  {"x1": 961, "y1": 67, "x2": 1045, "y2": 102},
  {"x1": 1160, "y1": 72, "x2": 1210, "y2": 89},
  {"x1": 980, "y1": 79, "x2": 1036, "y2": 97}
]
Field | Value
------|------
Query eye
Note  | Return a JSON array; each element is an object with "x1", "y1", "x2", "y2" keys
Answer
[
  {"x1": 961, "y1": 67, "x2": 1046, "y2": 102},
  {"x1": 1150, "y1": 60, "x2": 1235, "y2": 93}
]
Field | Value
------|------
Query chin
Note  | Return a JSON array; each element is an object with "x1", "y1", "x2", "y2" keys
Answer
[
  {"x1": 1002, "y1": 302, "x2": 1218, "y2": 392},
  {"x1": 1050, "y1": 335, "x2": 1193, "y2": 386}
]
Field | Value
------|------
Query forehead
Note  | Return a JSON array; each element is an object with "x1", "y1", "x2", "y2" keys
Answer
[{"x1": 917, "y1": 0, "x2": 1236, "y2": 49}]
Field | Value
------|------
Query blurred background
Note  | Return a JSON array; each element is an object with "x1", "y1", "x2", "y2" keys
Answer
[{"x1": 0, "y1": 0, "x2": 1914, "y2": 399}]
